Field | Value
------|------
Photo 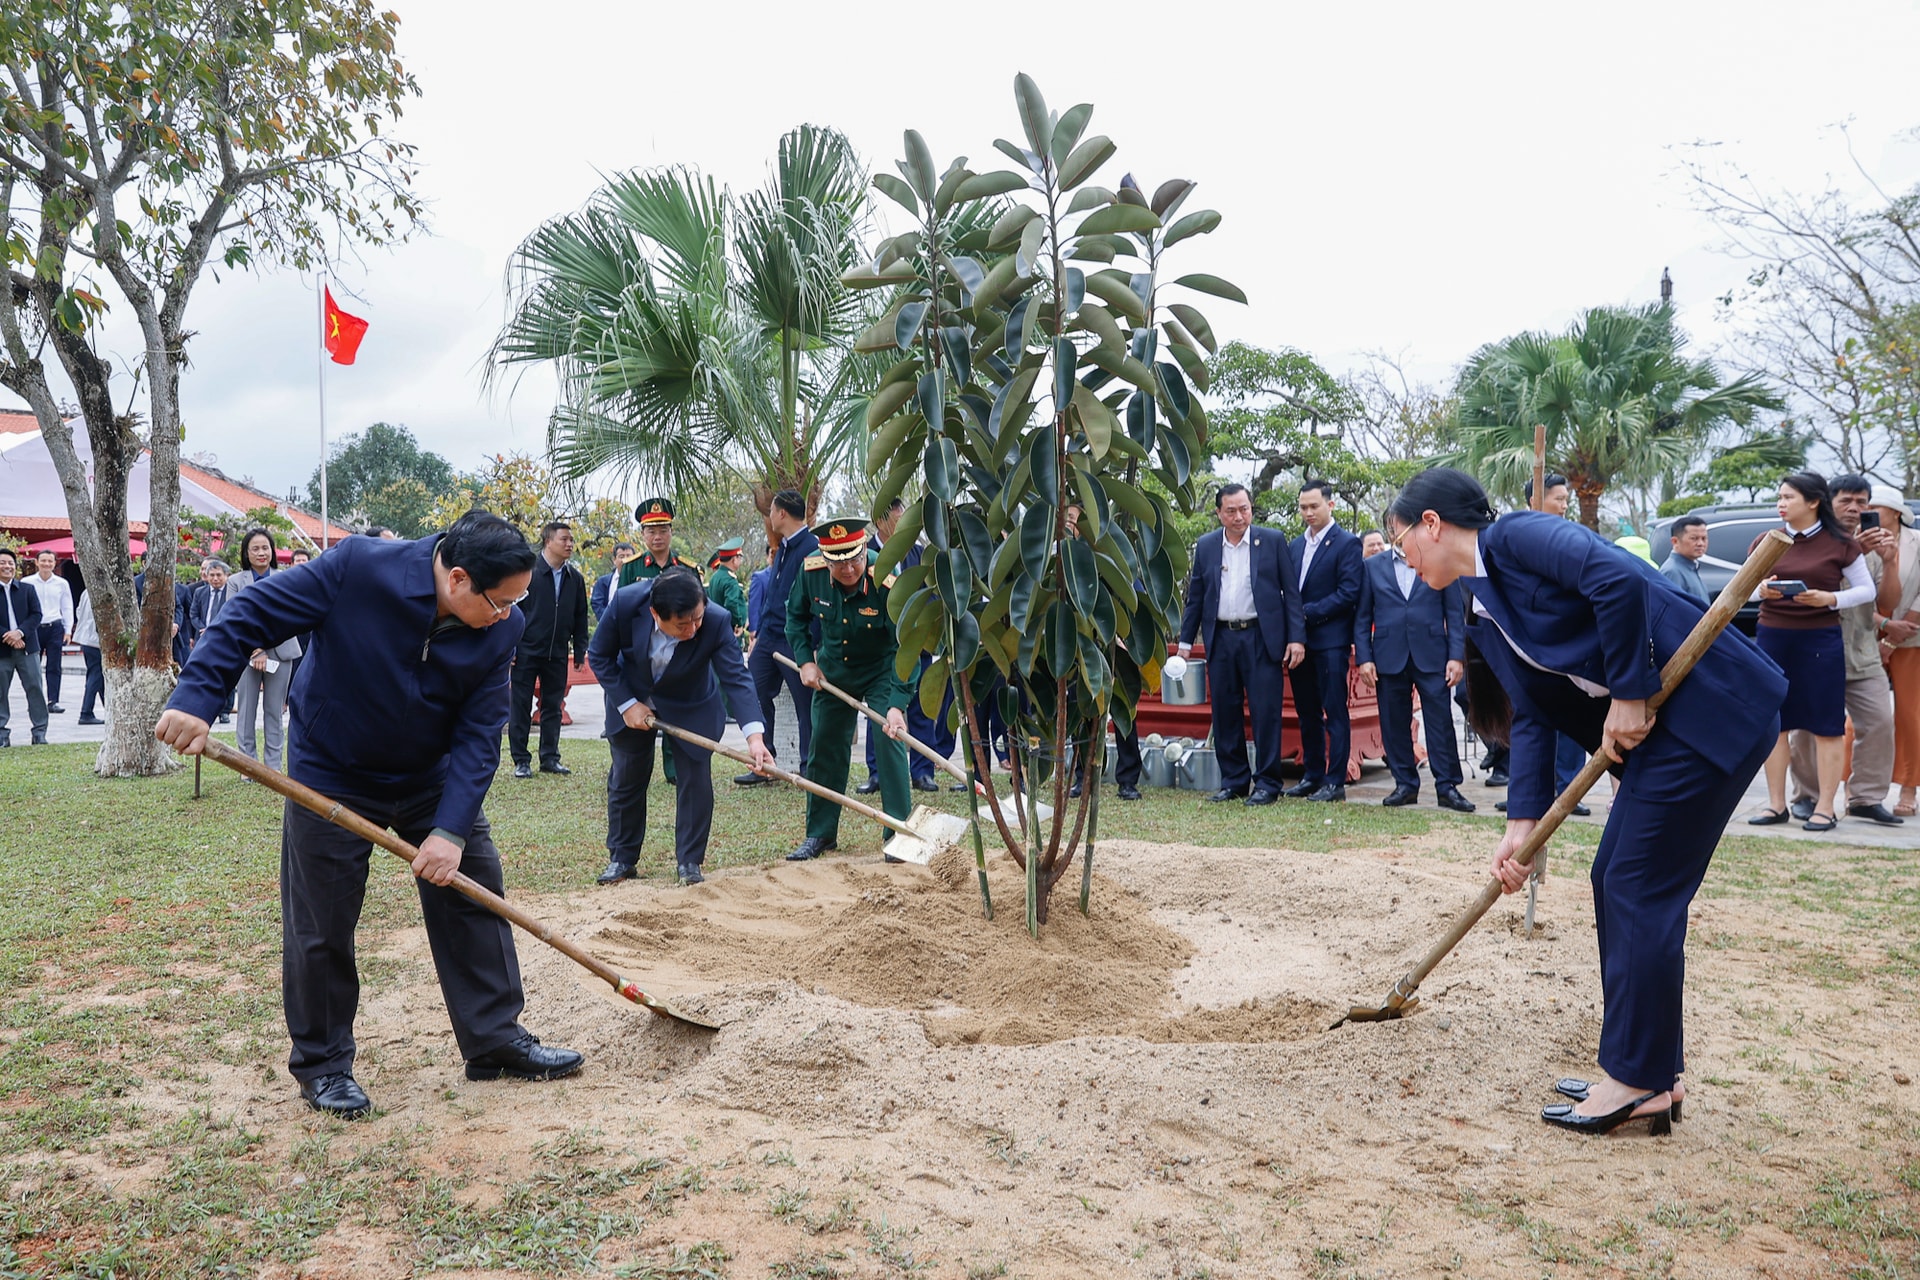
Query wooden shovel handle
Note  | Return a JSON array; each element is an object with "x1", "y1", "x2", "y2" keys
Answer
[
  {"x1": 647, "y1": 716, "x2": 918, "y2": 840},
  {"x1": 1389, "y1": 528, "x2": 1795, "y2": 1003},
  {"x1": 772, "y1": 650, "x2": 965, "y2": 783},
  {"x1": 197, "y1": 739, "x2": 695, "y2": 1023}
]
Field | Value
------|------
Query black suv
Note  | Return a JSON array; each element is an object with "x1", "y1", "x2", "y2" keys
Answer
[{"x1": 1649, "y1": 498, "x2": 1920, "y2": 634}]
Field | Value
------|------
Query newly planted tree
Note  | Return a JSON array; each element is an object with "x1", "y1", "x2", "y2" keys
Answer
[{"x1": 851, "y1": 76, "x2": 1240, "y2": 931}]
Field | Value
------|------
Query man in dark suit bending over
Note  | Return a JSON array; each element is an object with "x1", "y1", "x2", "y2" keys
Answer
[
  {"x1": 1285, "y1": 479, "x2": 1364, "y2": 802},
  {"x1": 589, "y1": 568, "x2": 773, "y2": 886},
  {"x1": 1355, "y1": 535, "x2": 1475, "y2": 812},
  {"x1": 1177, "y1": 483, "x2": 1306, "y2": 805}
]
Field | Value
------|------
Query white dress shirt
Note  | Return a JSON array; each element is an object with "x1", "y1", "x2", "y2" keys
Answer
[
  {"x1": 1470, "y1": 546, "x2": 1609, "y2": 698},
  {"x1": 29, "y1": 571, "x2": 74, "y2": 634},
  {"x1": 1299, "y1": 521, "x2": 1335, "y2": 588},
  {"x1": 1219, "y1": 531, "x2": 1256, "y2": 622},
  {"x1": 617, "y1": 625, "x2": 764, "y2": 737},
  {"x1": 1392, "y1": 551, "x2": 1417, "y2": 598}
]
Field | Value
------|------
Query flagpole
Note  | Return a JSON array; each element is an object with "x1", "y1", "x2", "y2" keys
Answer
[{"x1": 317, "y1": 273, "x2": 330, "y2": 549}]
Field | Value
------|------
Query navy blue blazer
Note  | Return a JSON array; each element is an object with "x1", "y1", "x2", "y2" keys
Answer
[
  {"x1": 169, "y1": 535, "x2": 521, "y2": 841},
  {"x1": 1291, "y1": 522, "x2": 1364, "y2": 651},
  {"x1": 187, "y1": 581, "x2": 240, "y2": 643},
  {"x1": 1354, "y1": 553, "x2": 1465, "y2": 676},
  {"x1": 1463, "y1": 511, "x2": 1786, "y2": 821},
  {"x1": 1178, "y1": 527, "x2": 1306, "y2": 664},
  {"x1": 590, "y1": 571, "x2": 615, "y2": 621},
  {"x1": 2, "y1": 579, "x2": 42, "y2": 650},
  {"x1": 588, "y1": 579, "x2": 759, "y2": 742},
  {"x1": 761, "y1": 528, "x2": 820, "y2": 653}
]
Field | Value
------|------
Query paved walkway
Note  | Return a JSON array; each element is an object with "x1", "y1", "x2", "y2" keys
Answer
[{"x1": 13, "y1": 652, "x2": 1917, "y2": 852}]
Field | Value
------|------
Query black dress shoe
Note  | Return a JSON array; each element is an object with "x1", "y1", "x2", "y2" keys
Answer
[
  {"x1": 540, "y1": 761, "x2": 571, "y2": 776},
  {"x1": 1117, "y1": 785, "x2": 1142, "y2": 801},
  {"x1": 950, "y1": 782, "x2": 970, "y2": 792},
  {"x1": 1069, "y1": 781, "x2": 1083, "y2": 798},
  {"x1": 1486, "y1": 769, "x2": 1509, "y2": 787},
  {"x1": 1436, "y1": 787, "x2": 1476, "y2": 813},
  {"x1": 77, "y1": 714, "x2": 105, "y2": 726},
  {"x1": 855, "y1": 775, "x2": 881, "y2": 795},
  {"x1": 734, "y1": 772, "x2": 771, "y2": 787},
  {"x1": 1382, "y1": 786, "x2": 1419, "y2": 807},
  {"x1": 678, "y1": 863, "x2": 705, "y2": 885},
  {"x1": 216, "y1": 713, "x2": 230, "y2": 724},
  {"x1": 1570, "y1": 803, "x2": 1591, "y2": 817},
  {"x1": 1207, "y1": 787, "x2": 1249, "y2": 803},
  {"x1": 786, "y1": 836, "x2": 836, "y2": 861},
  {"x1": 1789, "y1": 798, "x2": 1815, "y2": 821},
  {"x1": 513, "y1": 762, "x2": 533, "y2": 779},
  {"x1": 300, "y1": 1072, "x2": 371, "y2": 1119},
  {"x1": 1282, "y1": 780, "x2": 1318, "y2": 798},
  {"x1": 1305, "y1": 784, "x2": 1345, "y2": 803},
  {"x1": 1541, "y1": 1090, "x2": 1671, "y2": 1136},
  {"x1": 596, "y1": 861, "x2": 637, "y2": 885},
  {"x1": 913, "y1": 777, "x2": 939, "y2": 792},
  {"x1": 30, "y1": 733, "x2": 46, "y2": 745},
  {"x1": 465, "y1": 1033, "x2": 584, "y2": 1082},
  {"x1": 1495, "y1": 799, "x2": 1507, "y2": 812},
  {"x1": 47, "y1": 704, "x2": 64, "y2": 714},
  {"x1": 1244, "y1": 788, "x2": 1279, "y2": 806},
  {"x1": 1849, "y1": 802, "x2": 1906, "y2": 826}
]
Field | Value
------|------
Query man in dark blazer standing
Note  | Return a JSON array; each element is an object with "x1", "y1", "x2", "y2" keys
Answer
[
  {"x1": 508, "y1": 521, "x2": 590, "y2": 779},
  {"x1": 589, "y1": 568, "x2": 773, "y2": 885},
  {"x1": 740, "y1": 488, "x2": 818, "y2": 786},
  {"x1": 0, "y1": 548, "x2": 49, "y2": 745},
  {"x1": 1355, "y1": 542, "x2": 1475, "y2": 811},
  {"x1": 1178, "y1": 483, "x2": 1306, "y2": 805},
  {"x1": 1286, "y1": 480, "x2": 1364, "y2": 802},
  {"x1": 155, "y1": 513, "x2": 584, "y2": 1118}
]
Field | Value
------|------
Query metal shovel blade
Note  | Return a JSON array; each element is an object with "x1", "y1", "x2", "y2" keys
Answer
[{"x1": 881, "y1": 806, "x2": 974, "y2": 865}]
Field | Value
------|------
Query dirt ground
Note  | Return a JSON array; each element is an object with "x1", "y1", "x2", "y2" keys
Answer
[{"x1": 144, "y1": 828, "x2": 1918, "y2": 1278}]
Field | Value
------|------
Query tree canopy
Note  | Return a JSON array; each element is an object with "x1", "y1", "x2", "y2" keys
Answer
[{"x1": 307, "y1": 421, "x2": 454, "y2": 536}]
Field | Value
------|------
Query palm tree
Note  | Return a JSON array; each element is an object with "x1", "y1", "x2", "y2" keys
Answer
[
  {"x1": 487, "y1": 126, "x2": 876, "y2": 519},
  {"x1": 1449, "y1": 304, "x2": 1782, "y2": 528}
]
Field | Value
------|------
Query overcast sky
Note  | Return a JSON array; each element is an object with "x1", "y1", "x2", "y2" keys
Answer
[{"x1": 13, "y1": 0, "x2": 1920, "y2": 504}]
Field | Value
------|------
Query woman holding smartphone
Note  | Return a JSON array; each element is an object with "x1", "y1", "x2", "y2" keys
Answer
[
  {"x1": 1387, "y1": 468, "x2": 1784, "y2": 1136},
  {"x1": 229, "y1": 527, "x2": 303, "y2": 773},
  {"x1": 1748, "y1": 473, "x2": 1876, "y2": 831}
]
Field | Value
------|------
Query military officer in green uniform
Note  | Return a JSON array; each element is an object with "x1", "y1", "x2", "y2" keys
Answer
[
  {"x1": 783, "y1": 518, "x2": 912, "y2": 862},
  {"x1": 706, "y1": 539, "x2": 750, "y2": 632},
  {"x1": 616, "y1": 497, "x2": 702, "y2": 589}
]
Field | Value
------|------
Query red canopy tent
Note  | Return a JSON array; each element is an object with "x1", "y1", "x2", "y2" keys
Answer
[{"x1": 24, "y1": 535, "x2": 146, "y2": 556}]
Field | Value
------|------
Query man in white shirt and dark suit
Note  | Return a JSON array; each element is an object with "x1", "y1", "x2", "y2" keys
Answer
[
  {"x1": 1355, "y1": 541, "x2": 1475, "y2": 812},
  {"x1": 0, "y1": 549, "x2": 49, "y2": 745},
  {"x1": 1177, "y1": 484, "x2": 1306, "y2": 805},
  {"x1": 1285, "y1": 480, "x2": 1364, "y2": 802},
  {"x1": 28, "y1": 551, "x2": 74, "y2": 713}
]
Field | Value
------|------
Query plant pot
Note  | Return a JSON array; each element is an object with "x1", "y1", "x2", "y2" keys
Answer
[{"x1": 1161, "y1": 658, "x2": 1208, "y2": 706}]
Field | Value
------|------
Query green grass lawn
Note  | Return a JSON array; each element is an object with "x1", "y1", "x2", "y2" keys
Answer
[{"x1": 2, "y1": 738, "x2": 1914, "y2": 1276}]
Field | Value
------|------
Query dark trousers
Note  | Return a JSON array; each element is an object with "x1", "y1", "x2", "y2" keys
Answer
[
  {"x1": 807, "y1": 661, "x2": 910, "y2": 842},
  {"x1": 38, "y1": 622, "x2": 64, "y2": 703},
  {"x1": 1379, "y1": 666, "x2": 1462, "y2": 791},
  {"x1": 280, "y1": 791, "x2": 526, "y2": 1081},
  {"x1": 606, "y1": 725, "x2": 714, "y2": 869},
  {"x1": 749, "y1": 638, "x2": 813, "y2": 766},
  {"x1": 1208, "y1": 626, "x2": 1284, "y2": 793},
  {"x1": 881, "y1": 655, "x2": 956, "y2": 782},
  {"x1": 1290, "y1": 645, "x2": 1352, "y2": 787},
  {"x1": 508, "y1": 655, "x2": 568, "y2": 767},
  {"x1": 0, "y1": 645, "x2": 48, "y2": 743},
  {"x1": 1590, "y1": 719, "x2": 1775, "y2": 1090},
  {"x1": 79, "y1": 645, "x2": 103, "y2": 717},
  {"x1": 1114, "y1": 720, "x2": 1142, "y2": 788},
  {"x1": 1555, "y1": 732, "x2": 1586, "y2": 793}
]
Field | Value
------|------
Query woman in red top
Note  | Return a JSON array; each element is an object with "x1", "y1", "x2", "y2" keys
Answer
[{"x1": 1748, "y1": 473, "x2": 1876, "y2": 831}]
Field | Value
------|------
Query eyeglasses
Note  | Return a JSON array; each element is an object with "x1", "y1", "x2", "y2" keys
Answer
[
  {"x1": 480, "y1": 587, "x2": 529, "y2": 617},
  {"x1": 1389, "y1": 523, "x2": 1413, "y2": 552}
]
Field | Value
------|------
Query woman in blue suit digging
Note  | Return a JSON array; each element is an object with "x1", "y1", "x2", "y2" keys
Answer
[{"x1": 1386, "y1": 469, "x2": 1786, "y2": 1136}]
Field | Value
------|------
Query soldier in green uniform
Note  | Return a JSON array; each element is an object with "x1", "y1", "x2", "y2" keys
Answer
[
  {"x1": 616, "y1": 497, "x2": 700, "y2": 785},
  {"x1": 783, "y1": 518, "x2": 912, "y2": 862},
  {"x1": 706, "y1": 539, "x2": 750, "y2": 632},
  {"x1": 616, "y1": 497, "x2": 702, "y2": 589}
]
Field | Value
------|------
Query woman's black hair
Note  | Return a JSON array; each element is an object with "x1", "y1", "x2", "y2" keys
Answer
[
  {"x1": 1780, "y1": 471, "x2": 1849, "y2": 542},
  {"x1": 240, "y1": 527, "x2": 278, "y2": 574},
  {"x1": 1459, "y1": 631, "x2": 1513, "y2": 746},
  {"x1": 1387, "y1": 466, "x2": 1499, "y2": 531},
  {"x1": 438, "y1": 510, "x2": 536, "y2": 590},
  {"x1": 649, "y1": 566, "x2": 705, "y2": 619}
]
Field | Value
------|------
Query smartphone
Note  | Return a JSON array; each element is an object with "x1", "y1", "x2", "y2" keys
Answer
[
  {"x1": 1773, "y1": 579, "x2": 1809, "y2": 596},
  {"x1": 1860, "y1": 510, "x2": 1882, "y2": 530}
]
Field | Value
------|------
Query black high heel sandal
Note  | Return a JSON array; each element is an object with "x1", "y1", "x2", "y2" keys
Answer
[
  {"x1": 1542, "y1": 1090, "x2": 1672, "y2": 1135},
  {"x1": 1555, "y1": 1077, "x2": 1683, "y2": 1123}
]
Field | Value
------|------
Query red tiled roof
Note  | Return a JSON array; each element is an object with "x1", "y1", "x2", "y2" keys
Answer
[
  {"x1": 0, "y1": 410, "x2": 43, "y2": 435},
  {"x1": 3, "y1": 516, "x2": 149, "y2": 533},
  {"x1": 179, "y1": 460, "x2": 352, "y2": 545}
]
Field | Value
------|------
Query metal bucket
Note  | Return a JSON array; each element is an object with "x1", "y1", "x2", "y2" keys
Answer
[
  {"x1": 1178, "y1": 747, "x2": 1221, "y2": 792},
  {"x1": 1161, "y1": 658, "x2": 1208, "y2": 706},
  {"x1": 1141, "y1": 744, "x2": 1176, "y2": 788}
]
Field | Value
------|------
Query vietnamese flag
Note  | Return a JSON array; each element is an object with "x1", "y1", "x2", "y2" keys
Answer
[{"x1": 323, "y1": 287, "x2": 369, "y2": 365}]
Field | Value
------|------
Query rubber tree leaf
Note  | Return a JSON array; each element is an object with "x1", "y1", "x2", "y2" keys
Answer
[
  {"x1": 895, "y1": 299, "x2": 929, "y2": 350},
  {"x1": 955, "y1": 509, "x2": 993, "y2": 578},
  {"x1": 1168, "y1": 302, "x2": 1217, "y2": 355},
  {"x1": 948, "y1": 255, "x2": 985, "y2": 301},
  {"x1": 1064, "y1": 266, "x2": 1086, "y2": 317},
  {"x1": 922, "y1": 493, "x2": 949, "y2": 550},
  {"x1": 1051, "y1": 103, "x2": 1094, "y2": 165},
  {"x1": 940, "y1": 326, "x2": 972, "y2": 389},
  {"x1": 873, "y1": 172, "x2": 920, "y2": 215},
  {"x1": 935, "y1": 546, "x2": 971, "y2": 613},
  {"x1": 951, "y1": 611, "x2": 982, "y2": 671},
  {"x1": 1084, "y1": 270, "x2": 1147, "y2": 324},
  {"x1": 1066, "y1": 185, "x2": 1114, "y2": 214},
  {"x1": 1076, "y1": 204, "x2": 1162, "y2": 236},
  {"x1": 1151, "y1": 178, "x2": 1195, "y2": 217},
  {"x1": 865, "y1": 379, "x2": 915, "y2": 431},
  {"x1": 1170, "y1": 272, "x2": 1248, "y2": 304},
  {"x1": 1161, "y1": 208, "x2": 1220, "y2": 250},
  {"x1": 954, "y1": 170, "x2": 1029, "y2": 202},
  {"x1": 1155, "y1": 424, "x2": 1191, "y2": 485},
  {"x1": 1057, "y1": 135, "x2": 1116, "y2": 191},
  {"x1": 925, "y1": 433, "x2": 959, "y2": 501},
  {"x1": 1019, "y1": 499, "x2": 1054, "y2": 583},
  {"x1": 1003, "y1": 296, "x2": 1032, "y2": 359},
  {"x1": 917, "y1": 366, "x2": 946, "y2": 428},
  {"x1": 1063, "y1": 536, "x2": 1099, "y2": 617},
  {"x1": 1014, "y1": 74, "x2": 1053, "y2": 160},
  {"x1": 1052, "y1": 336, "x2": 1077, "y2": 416},
  {"x1": 988, "y1": 203, "x2": 1040, "y2": 249},
  {"x1": 903, "y1": 130, "x2": 937, "y2": 200},
  {"x1": 1125, "y1": 389, "x2": 1153, "y2": 446},
  {"x1": 1028, "y1": 418, "x2": 1061, "y2": 503}
]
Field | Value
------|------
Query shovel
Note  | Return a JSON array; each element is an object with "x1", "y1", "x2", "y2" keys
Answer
[
  {"x1": 1333, "y1": 529, "x2": 1794, "y2": 1029},
  {"x1": 772, "y1": 651, "x2": 1053, "y2": 827},
  {"x1": 197, "y1": 738, "x2": 720, "y2": 1031},
  {"x1": 647, "y1": 716, "x2": 972, "y2": 866}
]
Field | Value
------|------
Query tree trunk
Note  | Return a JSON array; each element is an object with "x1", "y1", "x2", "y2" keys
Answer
[
  {"x1": 95, "y1": 665, "x2": 182, "y2": 777},
  {"x1": 1574, "y1": 480, "x2": 1605, "y2": 530}
]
